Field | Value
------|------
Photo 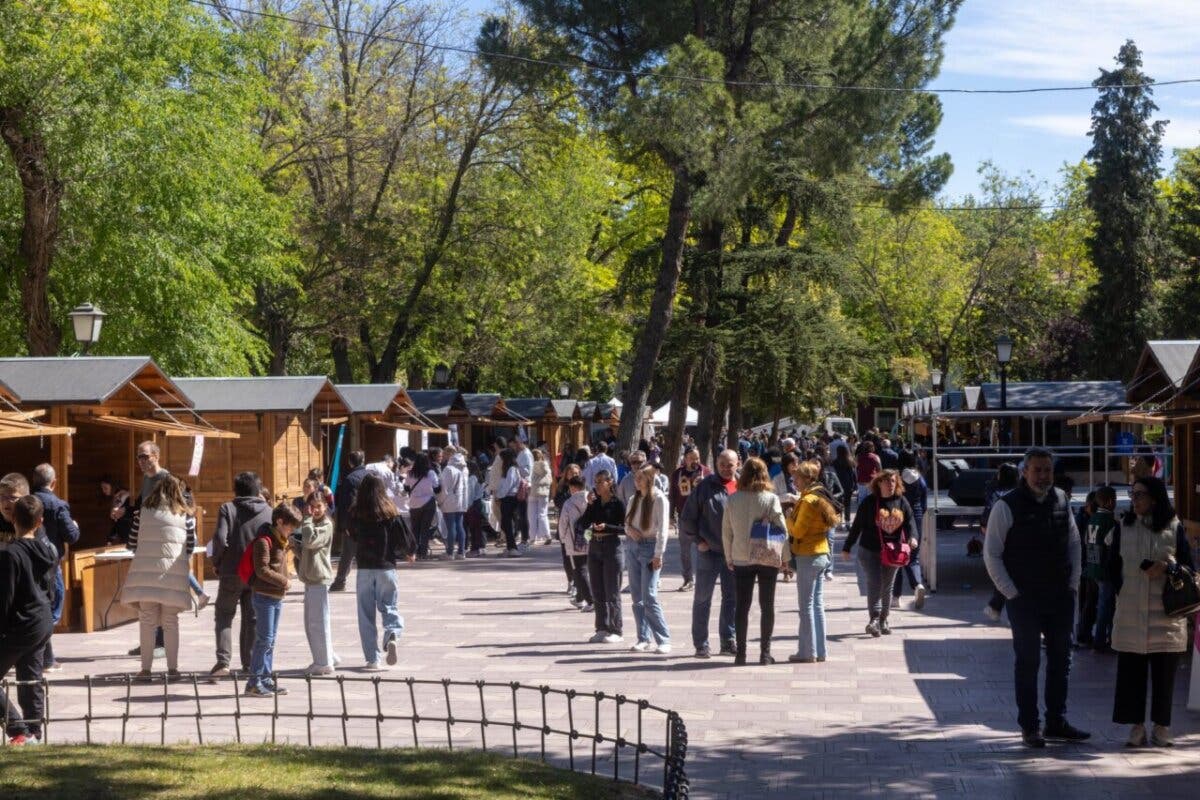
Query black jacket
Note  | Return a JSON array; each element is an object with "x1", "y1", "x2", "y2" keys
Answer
[
  {"x1": 353, "y1": 515, "x2": 415, "y2": 569},
  {"x1": 0, "y1": 536, "x2": 57, "y2": 642},
  {"x1": 33, "y1": 489, "x2": 80, "y2": 562},
  {"x1": 211, "y1": 496, "x2": 273, "y2": 578},
  {"x1": 336, "y1": 467, "x2": 369, "y2": 532},
  {"x1": 576, "y1": 494, "x2": 626, "y2": 541},
  {"x1": 844, "y1": 494, "x2": 917, "y2": 553}
]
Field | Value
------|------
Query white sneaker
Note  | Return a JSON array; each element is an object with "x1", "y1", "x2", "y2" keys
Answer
[
  {"x1": 588, "y1": 631, "x2": 608, "y2": 643},
  {"x1": 630, "y1": 641, "x2": 651, "y2": 652},
  {"x1": 332, "y1": 653, "x2": 343, "y2": 667},
  {"x1": 602, "y1": 633, "x2": 624, "y2": 644},
  {"x1": 570, "y1": 599, "x2": 583, "y2": 608},
  {"x1": 914, "y1": 584, "x2": 927, "y2": 610},
  {"x1": 983, "y1": 604, "x2": 1001, "y2": 622},
  {"x1": 306, "y1": 664, "x2": 334, "y2": 676},
  {"x1": 386, "y1": 639, "x2": 399, "y2": 666},
  {"x1": 655, "y1": 643, "x2": 672, "y2": 655},
  {"x1": 580, "y1": 604, "x2": 594, "y2": 613},
  {"x1": 364, "y1": 661, "x2": 384, "y2": 672}
]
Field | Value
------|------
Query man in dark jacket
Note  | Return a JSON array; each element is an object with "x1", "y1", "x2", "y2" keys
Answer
[
  {"x1": 331, "y1": 450, "x2": 369, "y2": 591},
  {"x1": 983, "y1": 448, "x2": 1089, "y2": 748},
  {"x1": 680, "y1": 449, "x2": 739, "y2": 659},
  {"x1": 0, "y1": 492, "x2": 57, "y2": 745},
  {"x1": 209, "y1": 471, "x2": 272, "y2": 678},
  {"x1": 30, "y1": 463, "x2": 80, "y2": 672}
]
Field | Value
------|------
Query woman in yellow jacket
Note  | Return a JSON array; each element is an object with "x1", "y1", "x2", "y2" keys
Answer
[{"x1": 786, "y1": 460, "x2": 841, "y2": 663}]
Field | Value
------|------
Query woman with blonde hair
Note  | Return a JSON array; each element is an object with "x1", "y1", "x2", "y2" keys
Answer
[
  {"x1": 121, "y1": 474, "x2": 195, "y2": 679},
  {"x1": 528, "y1": 448, "x2": 553, "y2": 546},
  {"x1": 786, "y1": 460, "x2": 841, "y2": 663},
  {"x1": 842, "y1": 469, "x2": 917, "y2": 637},
  {"x1": 721, "y1": 457, "x2": 787, "y2": 665},
  {"x1": 625, "y1": 466, "x2": 672, "y2": 653}
]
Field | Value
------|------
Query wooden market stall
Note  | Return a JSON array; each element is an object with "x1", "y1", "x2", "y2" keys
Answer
[
  {"x1": 0, "y1": 357, "x2": 236, "y2": 632},
  {"x1": 334, "y1": 383, "x2": 447, "y2": 458},
  {"x1": 502, "y1": 398, "x2": 561, "y2": 450},
  {"x1": 172, "y1": 377, "x2": 349, "y2": 532},
  {"x1": 406, "y1": 389, "x2": 471, "y2": 450},
  {"x1": 551, "y1": 399, "x2": 586, "y2": 452}
]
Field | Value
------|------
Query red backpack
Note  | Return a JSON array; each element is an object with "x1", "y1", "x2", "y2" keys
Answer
[{"x1": 237, "y1": 534, "x2": 272, "y2": 585}]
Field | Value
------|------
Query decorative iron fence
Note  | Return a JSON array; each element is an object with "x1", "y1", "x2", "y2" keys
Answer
[{"x1": 2, "y1": 672, "x2": 688, "y2": 798}]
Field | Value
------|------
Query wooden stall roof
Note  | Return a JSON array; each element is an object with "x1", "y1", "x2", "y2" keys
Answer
[
  {"x1": 1126, "y1": 341, "x2": 1200, "y2": 404},
  {"x1": 504, "y1": 398, "x2": 558, "y2": 422},
  {"x1": 173, "y1": 376, "x2": 349, "y2": 417},
  {"x1": 406, "y1": 389, "x2": 467, "y2": 418},
  {"x1": 0, "y1": 357, "x2": 190, "y2": 407},
  {"x1": 460, "y1": 393, "x2": 534, "y2": 426},
  {"x1": 551, "y1": 399, "x2": 582, "y2": 421},
  {"x1": 978, "y1": 381, "x2": 1130, "y2": 413},
  {"x1": 594, "y1": 401, "x2": 621, "y2": 424},
  {"x1": 334, "y1": 383, "x2": 447, "y2": 433},
  {"x1": 0, "y1": 357, "x2": 238, "y2": 438},
  {"x1": 0, "y1": 417, "x2": 75, "y2": 440}
]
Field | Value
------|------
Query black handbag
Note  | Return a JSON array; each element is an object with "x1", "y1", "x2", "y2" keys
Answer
[{"x1": 1162, "y1": 563, "x2": 1200, "y2": 617}]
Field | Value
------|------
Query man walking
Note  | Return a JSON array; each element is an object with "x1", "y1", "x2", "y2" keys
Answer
[
  {"x1": 983, "y1": 447, "x2": 1090, "y2": 748},
  {"x1": 30, "y1": 464, "x2": 80, "y2": 672},
  {"x1": 680, "y1": 449, "x2": 739, "y2": 658},
  {"x1": 330, "y1": 451, "x2": 369, "y2": 592},
  {"x1": 208, "y1": 471, "x2": 272, "y2": 678}
]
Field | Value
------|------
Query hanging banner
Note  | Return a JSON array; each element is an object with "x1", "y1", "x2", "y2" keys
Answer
[
  {"x1": 188, "y1": 435, "x2": 205, "y2": 476},
  {"x1": 449, "y1": 423, "x2": 459, "y2": 447},
  {"x1": 329, "y1": 424, "x2": 346, "y2": 493}
]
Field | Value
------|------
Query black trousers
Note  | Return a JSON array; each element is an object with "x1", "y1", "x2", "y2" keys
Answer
[
  {"x1": 1113, "y1": 651, "x2": 1181, "y2": 726},
  {"x1": 0, "y1": 630, "x2": 50, "y2": 738},
  {"x1": 588, "y1": 536, "x2": 624, "y2": 635},
  {"x1": 410, "y1": 502, "x2": 437, "y2": 558},
  {"x1": 499, "y1": 497, "x2": 519, "y2": 550},
  {"x1": 1076, "y1": 577, "x2": 1100, "y2": 643},
  {"x1": 734, "y1": 565, "x2": 778, "y2": 657},
  {"x1": 332, "y1": 529, "x2": 356, "y2": 587},
  {"x1": 560, "y1": 543, "x2": 575, "y2": 586},
  {"x1": 571, "y1": 555, "x2": 593, "y2": 604}
]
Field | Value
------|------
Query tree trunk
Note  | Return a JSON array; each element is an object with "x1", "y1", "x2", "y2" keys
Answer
[
  {"x1": 1, "y1": 106, "x2": 63, "y2": 356},
  {"x1": 661, "y1": 354, "x2": 696, "y2": 473},
  {"x1": 710, "y1": 386, "x2": 730, "y2": 465},
  {"x1": 255, "y1": 282, "x2": 294, "y2": 375},
  {"x1": 692, "y1": 341, "x2": 722, "y2": 468},
  {"x1": 331, "y1": 335, "x2": 354, "y2": 383},
  {"x1": 617, "y1": 163, "x2": 693, "y2": 452},
  {"x1": 726, "y1": 373, "x2": 743, "y2": 451}
]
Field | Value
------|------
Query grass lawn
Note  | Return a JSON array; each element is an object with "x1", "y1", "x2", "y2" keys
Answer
[{"x1": 0, "y1": 745, "x2": 657, "y2": 799}]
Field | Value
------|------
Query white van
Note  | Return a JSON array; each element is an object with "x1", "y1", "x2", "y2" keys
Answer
[{"x1": 823, "y1": 416, "x2": 857, "y2": 438}]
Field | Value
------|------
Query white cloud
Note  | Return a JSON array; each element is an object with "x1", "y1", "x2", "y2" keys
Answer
[
  {"x1": 943, "y1": 1, "x2": 1200, "y2": 83},
  {"x1": 1009, "y1": 113, "x2": 1200, "y2": 150}
]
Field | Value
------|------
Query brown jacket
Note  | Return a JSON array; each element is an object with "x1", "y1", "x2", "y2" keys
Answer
[{"x1": 252, "y1": 535, "x2": 289, "y2": 599}]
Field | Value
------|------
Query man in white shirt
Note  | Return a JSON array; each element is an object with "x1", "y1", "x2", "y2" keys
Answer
[
  {"x1": 365, "y1": 454, "x2": 399, "y2": 500},
  {"x1": 583, "y1": 442, "x2": 618, "y2": 491}
]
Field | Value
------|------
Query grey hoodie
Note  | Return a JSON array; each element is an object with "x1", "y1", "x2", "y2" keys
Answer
[{"x1": 211, "y1": 495, "x2": 273, "y2": 577}]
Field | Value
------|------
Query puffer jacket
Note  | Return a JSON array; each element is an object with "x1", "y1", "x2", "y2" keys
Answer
[
  {"x1": 121, "y1": 506, "x2": 193, "y2": 611},
  {"x1": 787, "y1": 486, "x2": 839, "y2": 556},
  {"x1": 530, "y1": 459, "x2": 552, "y2": 499},
  {"x1": 1109, "y1": 515, "x2": 1188, "y2": 654},
  {"x1": 438, "y1": 455, "x2": 471, "y2": 514}
]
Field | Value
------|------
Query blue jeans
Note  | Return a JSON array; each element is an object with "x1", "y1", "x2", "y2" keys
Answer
[
  {"x1": 794, "y1": 554, "x2": 830, "y2": 660},
  {"x1": 304, "y1": 583, "x2": 334, "y2": 668},
  {"x1": 51, "y1": 565, "x2": 65, "y2": 624},
  {"x1": 444, "y1": 512, "x2": 466, "y2": 556},
  {"x1": 1006, "y1": 590, "x2": 1075, "y2": 732},
  {"x1": 356, "y1": 568, "x2": 404, "y2": 664},
  {"x1": 247, "y1": 593, "x2": 282, "y2": 692},
  {"x1": 691, "y1": 545, "x2": 735, "y2": 650},
  {"x1": 626, "y1": 539, "x2": 670, "y2": 645},
  {"x1": 824, "y1": 530, "x2": 835, "y2": 576}
]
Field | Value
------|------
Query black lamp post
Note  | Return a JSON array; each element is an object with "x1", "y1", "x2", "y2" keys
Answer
[
  {"x1": 68, "y1": 302, "x2": 106, "y2": 355},
  {"x1": 433, "y1": 363, "x2": 450, "y2": 387},
  {"x1": 559, "y1": 382, "x2": 570, "y2": 398},
  {"x1": 995, "y1": 333, "x2": 1013, "y2": 446}
]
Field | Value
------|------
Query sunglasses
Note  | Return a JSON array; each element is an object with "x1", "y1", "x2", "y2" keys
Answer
[{"x1": 136, "y1": 453, "x2": 154, "y2": 461}]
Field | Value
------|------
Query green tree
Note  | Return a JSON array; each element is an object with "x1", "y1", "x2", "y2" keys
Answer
[
  {"x1": 1081, "y1": 39, "x2": 1167, "y2": 378},
  {"x1": 0, "y1": 0, "x2": 283, "y2": 371},
  {"x1": 1160, "y1": 147, "x2": 1200, "y2": 337}
]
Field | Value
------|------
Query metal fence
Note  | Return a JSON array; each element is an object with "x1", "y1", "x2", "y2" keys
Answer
[{"x1": 2, "y1": 672, "x2": 689, "y2": 798}]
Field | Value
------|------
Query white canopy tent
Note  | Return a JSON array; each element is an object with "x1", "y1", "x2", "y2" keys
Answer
[{"x1": 649, "y1": 402, "x2": 698, "y2": 426}]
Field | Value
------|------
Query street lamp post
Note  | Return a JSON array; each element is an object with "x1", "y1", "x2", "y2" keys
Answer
[
  {"x1": 901, "y1": 379, "x2": 912, "y2": 445},
  {"x1": 559, "y1": 382, "x2": 570, "y2": 398},
  {"x1": 433, "y1": 363, "x2": 450, "y2": 388},
  {"x1": 68, "y1": 302, "x2": 106, "y2": 355},
  {"x1": 995, "y1": 333, "x2": 1013, "y2": 448}
]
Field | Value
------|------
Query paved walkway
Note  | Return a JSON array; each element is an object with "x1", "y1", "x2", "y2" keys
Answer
[{"x1": 36, "y1": 530, "x2": 1200, "y2": 798}]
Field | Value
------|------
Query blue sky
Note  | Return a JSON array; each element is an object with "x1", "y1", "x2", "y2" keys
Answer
[{"x1": 459, "y1": 0, "x2": 1200, "y2": 201}]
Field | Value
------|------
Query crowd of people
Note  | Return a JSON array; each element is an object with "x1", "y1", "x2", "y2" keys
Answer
[{"x1": 1, "y1": 427, "x2": 1196, "y2": 752}]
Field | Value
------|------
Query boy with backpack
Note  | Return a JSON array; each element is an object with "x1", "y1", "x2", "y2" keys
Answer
[
  {"x1": 241, "y1": 503, "x2": 302, "y2": 697},
  {"x1": 0, "y1": 494, "x2": 57, "y2": 745}
]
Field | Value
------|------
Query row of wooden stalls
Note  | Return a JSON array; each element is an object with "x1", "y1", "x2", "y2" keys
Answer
[{"x1": 0, "y1": 357, "x2": 620, "y2": 633}]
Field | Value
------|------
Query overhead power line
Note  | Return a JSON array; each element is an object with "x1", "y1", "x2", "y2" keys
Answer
[{"x1": 189, "y1": 1, "x2": 1200, "y2": 96}]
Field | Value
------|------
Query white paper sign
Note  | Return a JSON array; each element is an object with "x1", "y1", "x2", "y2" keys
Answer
[
  {"x1": 449, "y1": 423, "x2": 459, "y2": 447},
  {"x1": 188, "y1": 435, "x2": 205, "y2": 476}
]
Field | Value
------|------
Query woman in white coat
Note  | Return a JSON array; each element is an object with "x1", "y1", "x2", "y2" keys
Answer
[
  {"x1": 527, "y1": 449, "x2": 553, "y2": 546},
  {"x1": 438, "y1": 449, "x2": 471, "y2": 559},
  {"x1": 121, "y1": 475, "x2": 195, "y2": 678},
  {"x1": 1108, "y1": 476, "x2": 1191, "y2": 747}
]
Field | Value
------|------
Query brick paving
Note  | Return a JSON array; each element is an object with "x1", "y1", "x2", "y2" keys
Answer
[{"x1": 31, "y1": 529, "x2": 1200, "y2": 799}]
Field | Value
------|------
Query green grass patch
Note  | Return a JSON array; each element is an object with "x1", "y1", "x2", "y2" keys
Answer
[{"x1": 0, "y1": 744, "x2": 658, "y2": 799}]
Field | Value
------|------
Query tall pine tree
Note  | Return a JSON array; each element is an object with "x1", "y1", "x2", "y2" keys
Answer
[{"x1": 1083, "y1": 40, "x2": 1167, "y2": 378}]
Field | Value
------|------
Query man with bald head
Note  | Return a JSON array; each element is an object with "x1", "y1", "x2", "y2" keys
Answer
[{"x1": 679, "y1": 450, "x2": 740, "y2": 658}]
